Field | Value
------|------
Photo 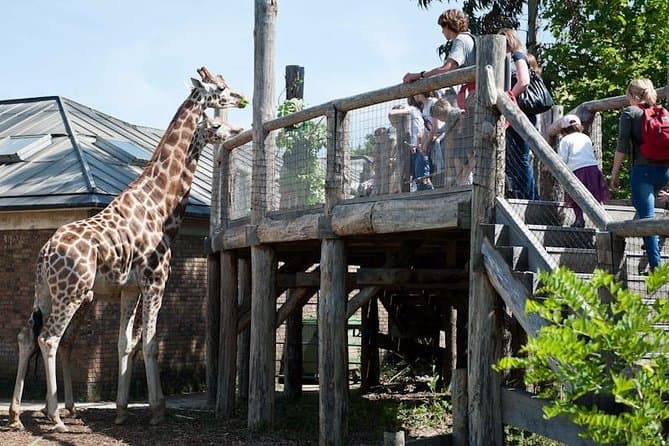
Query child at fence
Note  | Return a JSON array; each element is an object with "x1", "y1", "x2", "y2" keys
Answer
[{"x1": 557, "y1": 114, "x2": 609, "y2": 228}]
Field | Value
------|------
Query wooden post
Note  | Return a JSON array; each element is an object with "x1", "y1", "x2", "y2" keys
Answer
[
  {"x1": 217, "y1": 251, "x2": 238, "y2": 417},
  {"x1": 283, "y1": 289, "x2": 303, "y2": 399},
  {"x1": 467, "y1": 35, "x2": 507, "y2": 446},
  {"x1": 207, "y1": 105, "x2": 228, "y2": 406},
  {"x1": 283, "y1": 65, "x2": 305, "y2": 400},
  {"x1": 388, "y1": 109, "x2": 412, "y2": 193},
  {"x1": 206, "y1": 253, "x2": 220, "y2": 407},
  {"x1": 237, "y1": 257, "x2": 251, "y2": 401},
  {"x1": 374, "y1": 127, "x2": 391, "y2": 195},
  {"x1": 360, "y1": 299, "x2": 380, "y2": 391},
  {"x1": 319, "y1": 107, "x2": 349, "y2": 445},
  {"x1": 248, "y1": 0, "x2": 277, "y2": 429}
]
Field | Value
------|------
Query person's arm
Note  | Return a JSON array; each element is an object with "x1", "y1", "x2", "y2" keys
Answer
[
  {"x1": 403, "y1": 59, "x2": 459, "y2": 83},
  {"x1": 510, "y1": 57, "x2": 530, "y2": 97},
  {"x1": 557, "y1": 138, "x2": 570, "y2": 165},
  {"x1": 610, "y1": 151, "x2": 626, "y2": 191}
]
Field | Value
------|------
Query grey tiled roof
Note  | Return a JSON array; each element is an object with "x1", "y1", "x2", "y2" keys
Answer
[{"x1": 0, "y1": 96, "x2": 213, "y2": 217}]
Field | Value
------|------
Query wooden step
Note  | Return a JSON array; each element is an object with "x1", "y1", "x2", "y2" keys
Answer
[
  {"x1": 545, "y1": 247, "x2": 597, "y2": 273},
  {"x1": 527, "y1": 224, "x2": 595, "y2": 249},
  {"x1": 481, "y1": 223, "x2": 509, "y2": 246}
]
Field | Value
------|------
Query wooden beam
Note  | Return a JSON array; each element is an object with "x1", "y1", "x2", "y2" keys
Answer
[
  {"x1": 346, "y1": 287, "x2": 382, "y2": 319},
  {"x1": 481, "y1": 238, "x2": 547, "y2": 338},
  {"x1": 220, "y1": 66, "x2": 476, "y2": 152},
  {"x1": 331, "y1": 192, "x2": 469, "y2": 235},
  {"x1": 607, "y1": 217, "x2": 669, "y2": 237},
  {"x1": 502, "y1": 388, "x2": 597, "y2": 446}
]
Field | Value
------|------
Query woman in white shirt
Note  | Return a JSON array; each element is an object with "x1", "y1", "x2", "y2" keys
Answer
[{"x1": 557, "y1": 114, "x2": 610, "y2": 227}]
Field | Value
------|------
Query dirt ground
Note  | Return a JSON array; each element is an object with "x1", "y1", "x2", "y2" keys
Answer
[{"x1": 0, "y1": 389, "x2": 450, "y2": 446}]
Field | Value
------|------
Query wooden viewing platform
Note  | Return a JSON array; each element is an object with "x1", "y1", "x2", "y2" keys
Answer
[{"x1": 205, "y1": 31, "x2": 669, "y2": 446}]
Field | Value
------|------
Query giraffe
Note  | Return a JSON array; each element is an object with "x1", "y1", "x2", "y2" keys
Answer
[
  {"x1": 8, "y1": 67, "x2": 246, "y2": 433},
  {"x1": 39, "y1": 114, "x2": 243, "y2": 422}
]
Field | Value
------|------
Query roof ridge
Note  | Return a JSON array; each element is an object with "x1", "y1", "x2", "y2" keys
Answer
[{"x1": 56, "y1": 96, "x2": 97, "y2": 194}]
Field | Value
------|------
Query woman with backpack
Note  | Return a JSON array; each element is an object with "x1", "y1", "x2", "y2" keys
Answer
[{"x1": 610, "y1": 77, "x2": 669, "y2": 270}]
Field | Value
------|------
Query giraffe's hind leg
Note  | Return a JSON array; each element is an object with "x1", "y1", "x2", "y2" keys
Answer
[
  {"x1": 8, "y1": 310, "x2": 42, "y2": 430},
  {"x1": 39, "y1": 292, "x2": 91, "y2": 433}
]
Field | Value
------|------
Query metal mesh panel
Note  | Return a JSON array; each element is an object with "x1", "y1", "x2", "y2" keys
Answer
[
  {"x1": 229, "y1": 142, "x2": 253, "y2": 221},
  {"x1": 345, "y1": 89, "x2": 476, "y2": 199},
  {"x1": 273, "y1": 120, "x2": 327, "y2": 211}
]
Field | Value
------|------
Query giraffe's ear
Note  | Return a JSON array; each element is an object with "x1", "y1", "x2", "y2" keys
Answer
[{"x1": 190, "y1": 78, "x2": 204, "y2": 89}]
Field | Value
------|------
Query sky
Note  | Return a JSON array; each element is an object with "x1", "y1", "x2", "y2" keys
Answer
[{"x1": 0, "y1": 1, "x2": 473, "y2": 131}]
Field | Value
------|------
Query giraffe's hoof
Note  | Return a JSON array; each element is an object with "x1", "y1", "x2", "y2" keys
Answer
[
  {"x1": 40, "y1": 406, "x2": 48, "y2": 416},
  {"x1": 7, "y1": 418, "x2": 25, "y2": 431},
  {"x1": 51, "y1": 422, "x2": 68, "y2": 433},
  {"x1": 114, "y1": 407, "x2": 129, "y2": 425},
  {"x1": 63, "y1": 407, "x2": 77, "y2": 418}
]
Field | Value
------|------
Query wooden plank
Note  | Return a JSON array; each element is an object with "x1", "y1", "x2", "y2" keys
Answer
[
  {"x1": 502, "y1": 388, "x2": 597, "y2": 446},
  {"x1": 275, "y1": 286, "x2": 316, "y2": 328},
  {"x1": 451, "y1": 368, "x2": 468, "y2": 446},
  {"x1": 467, "y1": 35, "x2": 507, "y2": 446},
  {"x1": 481, "y1": 238, "x2": 548, "y2": 337},
  {"x1": 216, "y1": 251, "x2": 238, "y2": 418},
  {"x1": 319, "y1": 239, "x2": 349, "y2": 445}
]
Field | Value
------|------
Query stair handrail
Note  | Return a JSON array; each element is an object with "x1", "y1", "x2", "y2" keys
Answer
[{"x1": 483, "y1": 66, "x2": 612, "y2": 230}]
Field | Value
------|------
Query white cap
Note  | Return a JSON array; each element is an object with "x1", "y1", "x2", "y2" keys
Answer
[{"x1": 560, "y1": 114, "x2": 581, "y2": 129}]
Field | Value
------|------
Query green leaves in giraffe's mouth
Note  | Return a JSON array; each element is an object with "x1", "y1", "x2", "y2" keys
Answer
[{"x1": 236, "y1": 97, "x2": 249, "y2": 108}]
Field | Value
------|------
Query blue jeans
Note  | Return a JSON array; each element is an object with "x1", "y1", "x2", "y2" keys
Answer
[
  {"x1": 505, "y1": 115, "x2": 538, "y2": 200},
  {"x1": 631, "y1": 164, "x2": 669, "y2": 269}
]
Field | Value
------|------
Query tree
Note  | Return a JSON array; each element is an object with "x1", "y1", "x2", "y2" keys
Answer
[
  {"x1": 416, "y1": 0, "x2": 526, "y2": 35},
  {"x1": 540, "y1": 0, "x2": 669, "y2": 196},
  {"x1": 276, "y1": 98, "x2": 327, "y2": 207}
]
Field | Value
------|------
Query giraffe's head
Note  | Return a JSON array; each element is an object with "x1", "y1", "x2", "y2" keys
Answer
[
  {"x1": 203, "y1": 115, "x2": 243, "y2": 144},
  {"x1": 191, "y1": 66, "x2": 248, "y2": 110}
]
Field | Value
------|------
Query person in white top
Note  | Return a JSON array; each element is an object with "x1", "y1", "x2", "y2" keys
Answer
[{"x1": 557, "y1": 114, "x2": 610, "y2": 227}]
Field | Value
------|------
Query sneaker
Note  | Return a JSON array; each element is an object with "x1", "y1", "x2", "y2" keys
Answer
[{"x1": 571, "y1": 220, "x2": 585, "y2": 228}]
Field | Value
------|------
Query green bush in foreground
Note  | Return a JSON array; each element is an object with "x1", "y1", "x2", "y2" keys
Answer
[{"x1": 495, "y1": 265, "x2": 669, "y2": 445}]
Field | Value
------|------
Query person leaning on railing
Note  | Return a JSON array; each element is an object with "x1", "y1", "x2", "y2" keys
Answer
[
  {"x1": 402, "y1": 8, "x2": 476, "y2": 109},
  {"x1": 610, "y1": 78, "x2": 669, "y2": 270}
]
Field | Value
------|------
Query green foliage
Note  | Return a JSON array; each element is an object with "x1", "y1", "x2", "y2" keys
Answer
[
  {"x1": 504, "y1": 426, "x2": 564, "y2": 446},
  {"x1": 276, "y1": 98, "x2": 326, "y2": 206},
  {"x1": 540, "y1": 0, "x2": 669, "y2": 197},
  {"x1": 495, "y1": 265, "x2": 669, "y2": 445}
]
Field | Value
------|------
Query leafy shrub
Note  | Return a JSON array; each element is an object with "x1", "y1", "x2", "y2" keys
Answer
[{"x1": 495, "y1": 265, "x2": 669, "y2": 445}]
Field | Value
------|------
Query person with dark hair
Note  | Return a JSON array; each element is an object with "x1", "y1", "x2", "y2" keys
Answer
[
  {"x1": 610, "y1": 78, "x2": 669, "y2": 270},
  {"x1": 499, "y1": 27, "x2": 538, "y2": 200},
  {"x1": 556, "y1": 114, "x2": 609, "y2": 228},
  {"x1": 403, "y1": 9, "x2": 476, "y2": 108}
]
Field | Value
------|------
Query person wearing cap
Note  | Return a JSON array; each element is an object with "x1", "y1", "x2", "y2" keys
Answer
[{"x1": 556, "y1": 114, "x2": 609, "y2": 227}]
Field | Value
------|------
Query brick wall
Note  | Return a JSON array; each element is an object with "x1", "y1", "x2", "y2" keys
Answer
[{"x1": 0, "y1": 227, "x2": 209, "y2": 401}]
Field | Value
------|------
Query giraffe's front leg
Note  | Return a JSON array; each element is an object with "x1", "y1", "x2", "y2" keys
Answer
[
  {"x1": 142, "y1": 269, "x2": 168, "y2": 425},
  {"x1": 8, "y1": 321, "x2": 38, "y2": 430},
  {"x1": 115, "y1": 288, "x2": 142, "y2": 425}
]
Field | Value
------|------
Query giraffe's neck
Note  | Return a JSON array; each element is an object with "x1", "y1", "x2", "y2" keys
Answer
[{"x1": 116, "y1": 94, "x2": 203, "y2": 222}]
